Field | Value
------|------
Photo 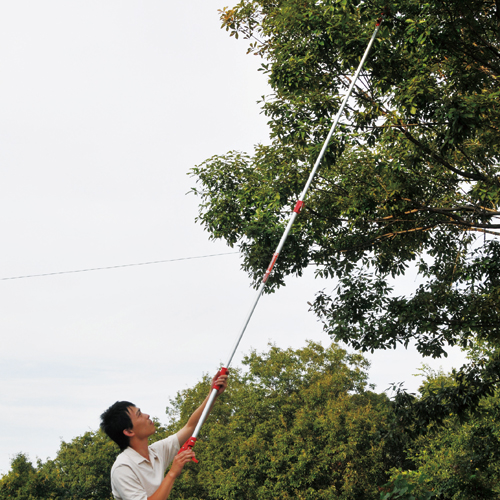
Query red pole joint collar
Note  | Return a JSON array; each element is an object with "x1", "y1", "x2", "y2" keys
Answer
[{"x1": 294, "y1": 200, "x2": 304, "y2": 214}]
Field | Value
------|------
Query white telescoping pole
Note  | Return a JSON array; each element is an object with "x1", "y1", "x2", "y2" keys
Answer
[
  {"x1": 184, "y1": 12, "x2": 386, "y2": 450},
  {"x1": 223, "y1": 12, "x2": 386, "y2": 373}
]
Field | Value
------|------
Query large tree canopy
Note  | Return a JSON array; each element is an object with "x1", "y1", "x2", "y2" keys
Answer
[{"x1": 191, "y1": 0, "x2": 500, "y2": 414}]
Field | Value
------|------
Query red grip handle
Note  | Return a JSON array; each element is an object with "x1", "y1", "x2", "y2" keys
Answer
[
  {"x1": 212, "y1": 367, "x2": 229, "y2": 391},
  {"x1": 177, "y1": 436, "x2": 198, "y2": 463}
]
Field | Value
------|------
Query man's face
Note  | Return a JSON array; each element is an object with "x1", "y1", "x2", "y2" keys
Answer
[{"x1": 126, "y1": 406, "x2": 156, "y2": 439}]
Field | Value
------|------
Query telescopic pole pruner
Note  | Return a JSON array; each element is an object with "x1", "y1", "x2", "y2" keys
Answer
[{"x1": 179, "y1": 11, "x2": 386, "y2": 460}]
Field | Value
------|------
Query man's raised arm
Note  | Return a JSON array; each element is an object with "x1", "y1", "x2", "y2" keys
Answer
[
  {"x1": 176, "y1": 371, "x2": 228, "y2": 447},
  {"x1": 147, "y1": 372, "x2": 229, "y2": 500}
]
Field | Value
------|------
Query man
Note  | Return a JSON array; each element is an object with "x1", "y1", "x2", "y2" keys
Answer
[{"x1": 100, "y1": 372, "x2": 228, "y2": 500}]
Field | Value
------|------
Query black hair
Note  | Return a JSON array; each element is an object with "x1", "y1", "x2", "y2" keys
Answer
[{"x1": 100, "y1": 401, "x2": 135, "y2": 451}]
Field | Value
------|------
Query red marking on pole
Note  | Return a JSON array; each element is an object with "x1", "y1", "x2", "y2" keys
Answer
[
  {"x1": 178, "y1": 436, "x2": 199, "y2": 463},
  {"x1": 262, "y1": 252, "x2": 279, "y2": 283},
  {"x1": 294, "y1": 200, "x2": 304, "y2": 214}
]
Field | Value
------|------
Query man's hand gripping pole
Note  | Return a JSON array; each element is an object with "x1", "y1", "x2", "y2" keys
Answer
[
  {"x1": 177, "y1": 436, "x2": 199, "y2": 463},
  {"x1": 177, "y1": 367, "x2": 229, "y2": 463}
]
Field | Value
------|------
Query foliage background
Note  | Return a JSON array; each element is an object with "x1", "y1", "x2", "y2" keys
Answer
[{"x1": 2, "y1": 343, "x2": 499, "y2": 499}]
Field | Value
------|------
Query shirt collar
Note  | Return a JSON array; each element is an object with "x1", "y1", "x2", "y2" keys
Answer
[{"x1": 123, "y1": 445, "x2": 158, "y2": 465}]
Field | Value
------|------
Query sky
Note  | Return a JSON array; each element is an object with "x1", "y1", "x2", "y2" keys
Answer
[{"x1": 0, "y1": 1, "x2": 468, "y2": 476}]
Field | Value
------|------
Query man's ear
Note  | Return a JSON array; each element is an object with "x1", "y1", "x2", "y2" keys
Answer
[{"x1": 123, "y1": 428, "x2": 134, "y2": 438}]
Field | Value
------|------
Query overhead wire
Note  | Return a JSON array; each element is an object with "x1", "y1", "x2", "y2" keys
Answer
[{"x1": 0, "y1": 251, "x2": 239, "y2": 281}]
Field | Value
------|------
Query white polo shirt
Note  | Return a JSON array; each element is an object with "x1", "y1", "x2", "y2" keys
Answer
[{"x1": 111, "y1": 434, "x2": 180, "y2": 500}]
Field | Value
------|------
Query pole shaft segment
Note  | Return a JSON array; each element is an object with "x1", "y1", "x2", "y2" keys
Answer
[
  {"x1": 224, "y1": 15, "x2": 384, "y2": 372},
  {"x1": 225, "y1": 210, "x2": 299, "y2": 368},
  {"x1": 192, "y1": 388, "x2": 219, "y2": 438},
  {"x1": 189, "y1": 13, "x2": 385, "y2": 448},
  {"x1": 297, "y1": 17, "x2": 384, "y2": 202}
]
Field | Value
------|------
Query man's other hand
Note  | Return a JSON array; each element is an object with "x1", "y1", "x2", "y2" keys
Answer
[{"x1": 168, "y1": 450, "x2": 195, "y2": 479}]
